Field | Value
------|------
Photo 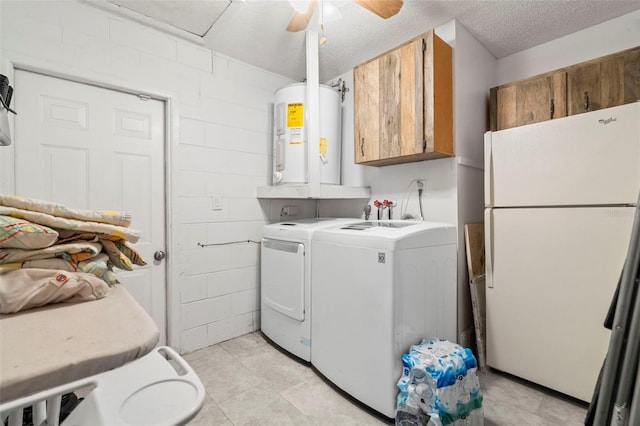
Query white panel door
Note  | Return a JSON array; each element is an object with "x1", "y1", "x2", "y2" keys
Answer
[
  {"x1": 485, "y1": 206, "x2": 634, "y2": 401},
  {"x1": 14, "y1": 70, "x2": 166, "y2": 344},
  {"x1": 485, "y1": 102, "x2": 640, "y2": 208}
]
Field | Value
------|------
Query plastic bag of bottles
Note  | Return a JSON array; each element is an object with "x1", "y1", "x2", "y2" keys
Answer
[{"x1": 395, "y1": 339, "x2": 483, "y2": 426}]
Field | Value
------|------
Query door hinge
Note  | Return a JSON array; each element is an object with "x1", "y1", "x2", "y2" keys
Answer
[
  {"x1": 423, "y1": 139, "x2": 427, "y2": 151},
  {"x1": 422, "y1": 38, "x2": 426, "y2": 53},
  {"x1": 138, "y1": 94, "x2": 151, "y2": 101}
]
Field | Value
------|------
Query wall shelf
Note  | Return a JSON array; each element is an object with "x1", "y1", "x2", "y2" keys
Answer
[{"x1": 256, "y1": 184, "x2": 371, "y2": 199}]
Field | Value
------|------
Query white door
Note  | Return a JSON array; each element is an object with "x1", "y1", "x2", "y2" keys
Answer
[
  {"x1": 14, "y1": 70, "x2": 167, "y2": 344},
  {"x1": 485, "y1": 206, "x2": 634, "y2": 401}
]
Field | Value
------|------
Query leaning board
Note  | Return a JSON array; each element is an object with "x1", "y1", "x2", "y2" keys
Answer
[{"x1": 465, "y1": 223, "x2": 486, "y2": 371}]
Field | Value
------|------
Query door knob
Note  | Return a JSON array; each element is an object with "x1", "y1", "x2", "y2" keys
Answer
[{"x1": 154, "y1": 250, "x2": 166, "y2": 261}]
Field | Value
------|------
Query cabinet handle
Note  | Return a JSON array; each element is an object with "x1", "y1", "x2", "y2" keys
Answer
[
  {"x1": 360, "y1": 137, "x2": 365, "y2": 157},
  {"x1": 550, "y1": 98, "x2": 555, "y2": 119},
  {"x1": 583, "y1": 91, "x2": 589, "y2": 112}
]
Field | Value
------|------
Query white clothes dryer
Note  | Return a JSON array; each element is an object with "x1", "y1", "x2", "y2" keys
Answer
[
  {"x1": 260, "y1": 218, "x2": 358, "y2": 362},
  {"x1": 310, "y1": 220, "x2": 457, "y2": 418}
]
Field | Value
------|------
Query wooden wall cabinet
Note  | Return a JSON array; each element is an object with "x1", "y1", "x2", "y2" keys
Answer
[
  {"x1": 490, "y1": 46, "x2": 640, "y2": 131},
  {"x1": 354, "y1": 30, "x2": 453, "y2": 166},
  {"x1": 491, "y1": 71, "x2": 567, "y2": 131}
]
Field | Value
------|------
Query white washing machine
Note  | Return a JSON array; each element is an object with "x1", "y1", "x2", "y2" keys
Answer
[
  {"x1": 260, "y1": 218, "x2": 358, "y2": 362},
  {"x1": 310, "y1": 220, "x2": 457, "y2": 418}
]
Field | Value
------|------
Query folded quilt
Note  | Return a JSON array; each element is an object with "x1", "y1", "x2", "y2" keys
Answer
[
  {"x1": 0, "y1": 194, "x2": 132, "y2": 227},
  {"x1": 100, "y1": 239, "x2": 147, "y2": 271},
  {"x1": 77, "y1": 253, "x2": 119, "y2": 286},
  {"x1": 0, "y1": 215, "x2": 59, "y2": 249},
  {"x1": 0, "y1": 241, "x2": 102, "y2": 264},
  {"x1": 56, "y1": 230, "x2": 123, "y2": 244},
  {"x1": 20, "y1": 254, "x2": 120, "y2": 286},
  {"x1": 0, "y1": 206, "x2": 141, "y2": 243},
  {"x1": 0, "y1": 268, "x2": 110, "y2": 314}
]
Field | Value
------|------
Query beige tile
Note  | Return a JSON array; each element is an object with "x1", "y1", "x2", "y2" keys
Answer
[
  {"x1": 281, "y1": 373, "x2": 389, "y2": 425},
  {"x1": 219, "y1": 331, "x2": 269, "y2": 357},
  {"x1": 536, "y1": 394, "x2": 588, "y2": 426},
  {"x1": 189, "y1": 393, "x2": 232, "y2": 426},
  {"x1": 218, "y1": 382, "x2": 317, "y2": 425},
  {"x1": 185, "y1": 343, "x2": 265, "y2": 403},
  {"x1": 183, "y1": 344, "x2": 235, "y2": 386},
  {"x1": 205, "y1": 360, "x2": 265, "y2": 403},
  {"x1": 184, "y1": 343, "x2": 234, "y2": 366},
  {"x1": 237, "y1": 342, "x2": 315, "y2": 392},
  {"x1": 480, "y1": 371, "x2": 546, "y2": 416},
  {"x1": 483, "y1": 398, "x2": 549, "y2": 426},
  {"x1": 183, "y1": 334, "x2": 593, "y2": 426}
]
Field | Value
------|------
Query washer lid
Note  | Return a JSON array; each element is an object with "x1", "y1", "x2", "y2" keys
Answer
[
  {"x1": 312, "y1": 220, "x2": 456, "y2": 250},
  {"x1": 262, "y1": 218, "x2": 360, "y2": 240}
]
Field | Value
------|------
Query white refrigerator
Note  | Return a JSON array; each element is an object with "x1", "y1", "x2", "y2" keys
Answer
[{"x1": 484, "y1": 102, "x2": 639, "y2": 402}]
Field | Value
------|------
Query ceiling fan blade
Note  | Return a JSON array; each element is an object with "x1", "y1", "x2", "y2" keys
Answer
[
  {"x1": 353, "y1": 0, "x2": 403, "y2": 19},
  {"x1": 286, "y1": 0, "x2": 318, "y2": 32}
]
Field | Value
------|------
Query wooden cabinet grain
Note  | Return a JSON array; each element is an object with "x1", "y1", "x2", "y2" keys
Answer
[
  {"x1": 568, "y1": 54, "x2": 624, "y2": 114},
  {"x1": 491, "y1": 71, "x2": 566, "y2": 131},
  {"x1": 490, "y1": 46, "x2": 640, "y2": 131},
  {"x1": 354, "y1": 30, "x2": 452, "y2": 166}
]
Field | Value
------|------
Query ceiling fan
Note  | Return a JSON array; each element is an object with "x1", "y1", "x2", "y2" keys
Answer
[{"x1": 286, "y1": 0, "x2": 403, "y2": 32}]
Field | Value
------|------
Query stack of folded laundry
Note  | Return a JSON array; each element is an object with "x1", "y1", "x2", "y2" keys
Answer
[{"x1": 0, "y1": 194, "x2": 146, "y2": 314}]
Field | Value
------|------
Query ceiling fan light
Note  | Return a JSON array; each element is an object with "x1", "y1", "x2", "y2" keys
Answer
[
  {"x1": 322, "y1": 1, "x2": 342, "y2": 23},
  {"x1": 289, "y1": 0, "x2": 311, "y2": 13}
]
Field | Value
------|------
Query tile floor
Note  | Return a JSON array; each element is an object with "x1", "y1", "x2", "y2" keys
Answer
[{"x1": 184, "y1": 332, "x2": 588, "y2": 425}]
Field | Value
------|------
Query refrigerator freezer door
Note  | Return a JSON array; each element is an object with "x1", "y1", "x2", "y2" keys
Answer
[
  {"x1": 485, "y1": 102, "x2": 640, "y2": 207},
  {"x1": 485, "y1": 206, "x2": 635, "y2": 402}
]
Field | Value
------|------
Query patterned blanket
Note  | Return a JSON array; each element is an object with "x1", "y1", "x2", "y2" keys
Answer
[
  {"x1": 0, "y1": 194, "x2": 132, "y2": 227},
  {"x1": 0, "y1": 206, "x2": 140, "y2": 243},
  {"x1": 0, "y1": 196, "x2": 147, "y2": 295}
]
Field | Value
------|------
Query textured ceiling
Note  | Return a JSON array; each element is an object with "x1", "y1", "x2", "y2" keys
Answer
[
  {"x1": 108, "y1": 0, "x2": 232, "y2": 36},
  {"x1": 105, "y1": 0, "x2": 640, "y2": 82}
]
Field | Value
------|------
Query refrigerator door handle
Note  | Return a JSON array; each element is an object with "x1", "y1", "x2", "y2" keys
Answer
[
  {"x1": 485, "y1": 209, "x2": 494, "y2": 288},
  {"x1": 484, "y1": 133, "x2": 493, "y2": 208}
]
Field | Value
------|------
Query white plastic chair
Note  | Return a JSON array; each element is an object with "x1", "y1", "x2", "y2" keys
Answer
[{"x1": 0, "y1": 346, "x2": 205, "y2": 426}]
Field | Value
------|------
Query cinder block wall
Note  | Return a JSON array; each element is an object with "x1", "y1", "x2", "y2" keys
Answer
[{"x1": 0, "y1": 0, "x2": 318, "y2": 353}]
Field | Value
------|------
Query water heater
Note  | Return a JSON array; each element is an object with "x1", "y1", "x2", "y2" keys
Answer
[{"x1": 272, "y1": 83, "x2": 341, "y2": 185}]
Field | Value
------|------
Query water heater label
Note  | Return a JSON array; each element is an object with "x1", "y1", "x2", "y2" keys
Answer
[
  {"x1": 290, "y1": 127, "x2": 303, "y2": 144},
  {"x1": 287, "y1": 103, "x2": 304, "y2": 128}
]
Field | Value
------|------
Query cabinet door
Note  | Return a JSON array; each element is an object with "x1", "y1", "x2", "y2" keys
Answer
[
  {"x1": 424, "y1": 31, "x2": 453, "y2": 156},
  {"x1": 491, "y1": 71, "x2": 566, "y2": 131},
  {"x1": 567, "y1": 55, "x2": 624, "y2": 115},
  {"x1": 354, "y1": 38, "x2": 423, "y2": 164},
  {"x1": 353, "y1": 30, "x2": 452, "y2": 166},
  {"x1": 516, "y1": 72, "x2": 566, "y2": 127},
  {"x1": 624, "y1": 47, "x2": 640, "y2": 104},
  {"x1": 382, "y1": 38, "x2": 423, "y2": 159},
  {"x1": 354, "y1": 57, "x2": 380, "y2": 163}
]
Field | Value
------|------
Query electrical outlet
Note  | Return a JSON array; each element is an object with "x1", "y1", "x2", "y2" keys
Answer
[{"x1": 281, "y1": 205, "x2": 298, "y2": 216}]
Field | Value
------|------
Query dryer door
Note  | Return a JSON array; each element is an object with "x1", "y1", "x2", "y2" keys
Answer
[{"x1": 261, "y1": 239, "x2": 305, "y2": 321}]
